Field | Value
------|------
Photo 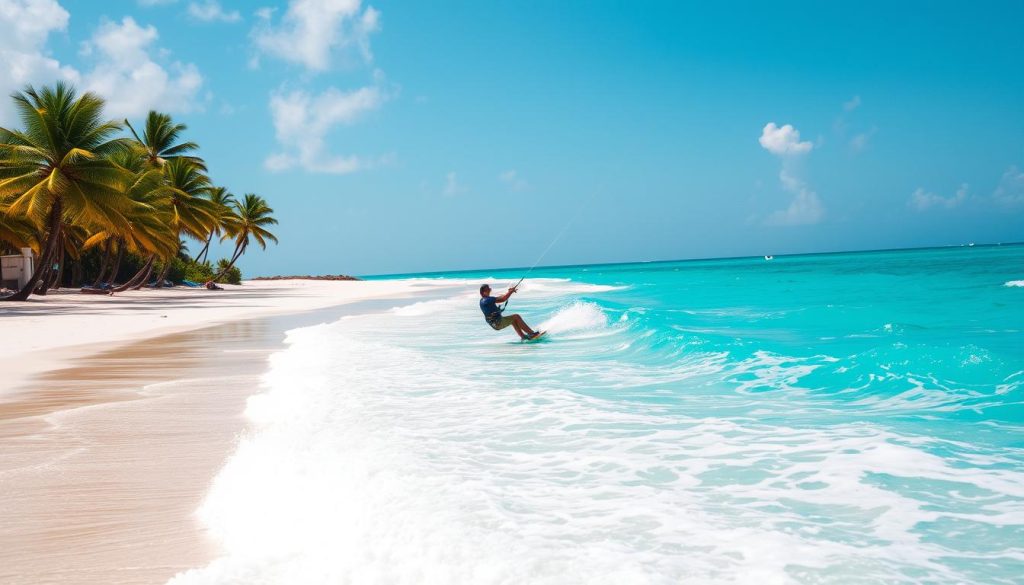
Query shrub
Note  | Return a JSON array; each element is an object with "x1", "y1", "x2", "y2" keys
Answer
[
  {"x1": 182, "y1": 260, "x2": 215, "y2": 283},
  {"x1": 215, "y1": 258, "x2": 242, "y2": 284},
  {"x1": 159, "y1": 258, "x2": 215, "y2": 284}
]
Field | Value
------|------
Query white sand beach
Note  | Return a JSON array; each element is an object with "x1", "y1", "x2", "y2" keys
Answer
[
  {"x1": 2, "y1": 280, "x2": 426, "y2": 395},
  {"x1": 0, "y1": 279, "x2": 437, "y2": 585}
]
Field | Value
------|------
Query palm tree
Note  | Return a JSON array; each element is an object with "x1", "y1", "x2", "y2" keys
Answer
[
  {"x1": 57, "y1": 222, "x2": 89, "y2": 288},
  {"x1": 152, "y1": 158, "x2": 218, "y2": 286},
  {"x1": 0, "y1": 200, "x2": 37, "y2": 251},
  {"x1": 194, "y1": 186, "x2": 236, "y2": 263},
  {"x1": 83, "y1": 151, "x2": 179, "y2": 292},
  {"x1": 124, "y1": 111, "x2": 205, "y2": 170},
  {"x1": 214, "y1": 193, "x2": 277, "y2": 281},
  {"x1": 0, "y1": 83, "x2": 131, "y2": 301}
]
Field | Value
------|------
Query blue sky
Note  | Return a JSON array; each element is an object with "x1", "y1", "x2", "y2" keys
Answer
[{"x1": 2, "y1": 0, "x2": 1022, "y2": 276}]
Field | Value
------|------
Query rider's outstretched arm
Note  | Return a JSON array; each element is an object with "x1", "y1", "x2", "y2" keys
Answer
[{"x1": 495, "y1": 286, "x2": 517, "y2": 303}]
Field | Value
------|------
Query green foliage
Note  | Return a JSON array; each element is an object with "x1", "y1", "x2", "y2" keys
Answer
[
  {"x1": 215, "y1": 258, "x2": 242, "y2": 284},
  {"x1": 1, "y1": 82, "x2": 277, "y2": 300},
  {"x1": 182, "y1": 259, "x2": 215, "y2": 283},
  {"x1": 157, "y1": 258, "x2": 215, "y2": 284}
]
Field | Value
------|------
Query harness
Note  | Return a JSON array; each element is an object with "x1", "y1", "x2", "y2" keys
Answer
[
  {"x1": 485, "y1": 309, "x2": 503, "y2": 328},
  {"x1": 482, "y1": 297, "x2": 503, "y2": 328}
]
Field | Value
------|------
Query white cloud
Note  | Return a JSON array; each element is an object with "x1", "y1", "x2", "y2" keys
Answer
[
  {"x1": 442, "y1": 171, "x2": 465, "y2": 197},
  {"x1": 498, "y1": 169, "x2": 529, "y2": 192},
  {"x1": 843, "y1": 95, "x2": 861, "y2": 112},
  {"x1": 760, "y1": 122, "x2": 823, "y2": 225},
  {"x1": 993, "y1": 166, "x2": 1024, "y2": 207},
  {"x1": 765, "y1": 169, "x2": 824, "y2": 226},
  {"x1": 759, "y1": 122, "x2": 813, "y2": 156},
  {"x1": 909, "y1": 183, "x2": 969, "y2": 211},
  {"x1": 265, "y1": 84, "x2": 387, "y2": 173},
  {"x1": 79, "y1": 17, "x2": 203, "y2": 119},
  {"x1": 252, "y1": 0, "x2": 380, "y2": 72},
  {"x1": 187, "y1": 0, "x2": 241, "y2": 23},
  {"x1": 0, "y1": 0, "x2": 79, "y2": 126}
]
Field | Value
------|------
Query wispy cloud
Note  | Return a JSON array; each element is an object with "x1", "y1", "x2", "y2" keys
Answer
[
  {"x1": 443, "y1": 171, "x2": 465, "y2": 197},
  {"x1": 79, "y1": 17, "x2": 204, "y2": 118},
  {"x1": 834, "y1": 95, "x2": 877, "y2": 153},
  {"x1": 251, "y1": 0, "x2": 380, "y2": 72},
  {"x1": 908, "y1": 184, "x2": 969, "y2": 211},
  {"x1": 909, "y1": 167, "x2": 1024, "y2": 212},
  {"x1": 849, "y1": 126, "x2": 877, "y2": 152},
  {"x1": 498, "y1": 169, "x2": 529, "y2": 192},
  {"x1": 759, "y1": 122, "x2": 823, "y2": 225},
  {"x1": 265, "y1": 81, "x2": 390, "y2": 174},
  {"x1": 993, "y1": 166, "x2": 1024, "y2": 207},
  {"x1": 187, "y1": 0, "x2": 241, "y2": 23},
  {"x1": 764, "y1": 169, "x2": 824, "y2": 226}
]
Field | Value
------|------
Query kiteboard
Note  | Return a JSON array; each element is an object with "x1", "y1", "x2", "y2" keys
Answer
[{"x1": 523, "y1": 331, "x2": 548, "y2": 343}]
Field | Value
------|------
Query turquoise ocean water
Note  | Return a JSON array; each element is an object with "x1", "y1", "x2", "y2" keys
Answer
[{"x1": 173, "y1": 245, "x2": 1023, "y2": 584}]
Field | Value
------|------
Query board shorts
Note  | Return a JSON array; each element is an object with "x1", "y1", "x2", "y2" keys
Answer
[{"x1": 488, "y1": 315, "x2": 514, "y2": 330}]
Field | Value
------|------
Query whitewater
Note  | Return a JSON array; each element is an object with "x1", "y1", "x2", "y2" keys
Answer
[{"x1": 170, "y1": 245, "x2": 1024, "y2": 584}]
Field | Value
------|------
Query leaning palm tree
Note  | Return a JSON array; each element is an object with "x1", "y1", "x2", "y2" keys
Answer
[
  {"x1": 0, "y1": 83, "x2": 131, "y2": 301},
  {"x1": 83, "y1": 150, "x2": 179, "y2": 292},
  {"x1": 161, "y1": 158, "x2": 218, "y2": 241},
  {"x1": 194, "y1": 186, "x2": 236, "y2": 263},
  {"x1": 214, "y1": 193, "x2": 278, "y2": 281},
  {"x1": 151, "y1": 158, "x2": 218, "y2": 286},
  {"x1": 125, "y1": 111, "x2": 205, "y2": 170}
]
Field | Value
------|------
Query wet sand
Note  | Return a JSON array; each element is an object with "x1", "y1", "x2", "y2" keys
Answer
[{"x1": 0, "y1": 299, "x2": 406, "y2": 584}]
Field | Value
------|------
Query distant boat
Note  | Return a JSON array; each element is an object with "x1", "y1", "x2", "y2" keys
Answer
[
  {"x1": 764, "y1": 255, "x2": 774, "y2": 260},
  {"x1": 969, "y1": 242, "x2": 975, "y2": 247}
]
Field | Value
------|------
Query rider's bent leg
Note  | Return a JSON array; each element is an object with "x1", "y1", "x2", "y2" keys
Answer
[
  {"x1": 511, "y1": 320, "x2": 527, "y2": 339},
  {"x1": 512, "y1": 314, "x2": 536, "y2": 336}
]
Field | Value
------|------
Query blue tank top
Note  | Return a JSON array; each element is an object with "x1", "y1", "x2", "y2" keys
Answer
[{"x1": 480, "y1": 296, "x2": 502, "y2": 320}]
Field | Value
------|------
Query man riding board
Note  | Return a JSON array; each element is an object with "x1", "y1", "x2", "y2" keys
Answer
[{"x1": 479, "y1": 284, "x2": 542, "y2": 340}]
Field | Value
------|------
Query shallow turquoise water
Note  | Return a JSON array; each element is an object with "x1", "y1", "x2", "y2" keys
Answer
[
  {"x1": 401, "y1": 245, "x2": 1024, "y2": 433},
  {"x1": 176, "y1": 245, "x2": 1024, "y2": 584}
]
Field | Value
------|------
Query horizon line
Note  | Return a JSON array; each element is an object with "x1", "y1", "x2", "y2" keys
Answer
[{"x1": 353, "y1": 240, "x2": 1024, "y2": 280}]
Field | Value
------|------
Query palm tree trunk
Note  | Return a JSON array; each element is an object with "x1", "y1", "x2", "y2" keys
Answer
[
  {"x1": 4, "y1": 200, "x2": 62, "y2": 302},
  {"x1": 51, "y1": 248, "x2": 66, "y2": 289},
  {"x1": 37, "y1": 246, "x2": 63, "y2": 294},
  {"x1": 92, "y1": 241, "x2": 112, "y2": 287},
  {"x1": 213, "y1": 243, "x2": 245, "y2": 282},
  {"x1": 111, "y1": 256, "x2": 155, "y2": 293},
  {"x1": 34, "y1": 263, "x2": 53, "y2": 295},
  {"x1": 133, "y1": 260, "x2": 155, "y2": 290},
  {"x1": 154, "y1": 257, "x2": 173, "y2": 288},
  {"x1": 195, "y1": 233, "x2": 212, "y2": 264},
  {"x1": 155, "y1": 239, "x2": 184, "y2": 288},
  {"x1": 71, "y1": 259, "x2": 83, "y2": 288},
  {"x1": 108, "y1": 242, "x2": 124, "y2": 285}
]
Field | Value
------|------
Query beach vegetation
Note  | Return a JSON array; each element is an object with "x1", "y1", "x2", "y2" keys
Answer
[
  {"x1": 215, "y1": 258, "x2": 242, "y2": 285},
  {"x1": 0, "y1": 83, "x2": 278, "y2": 300},
  {"x1": 213, "y1": 193, "x2": 278, "y2": 283}
]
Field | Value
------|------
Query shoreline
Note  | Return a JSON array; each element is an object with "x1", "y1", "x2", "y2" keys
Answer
[
  {"x1": 0, "y1": 280, "x2": 453, "y2": 584},
  {"x1": 1, "y1": 279, "x2": 428, "y2": 397}
]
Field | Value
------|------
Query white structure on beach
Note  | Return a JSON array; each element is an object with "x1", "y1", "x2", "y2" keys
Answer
[{"x1": 1, "y1": 248, "x2": 34, "y2": 290}]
